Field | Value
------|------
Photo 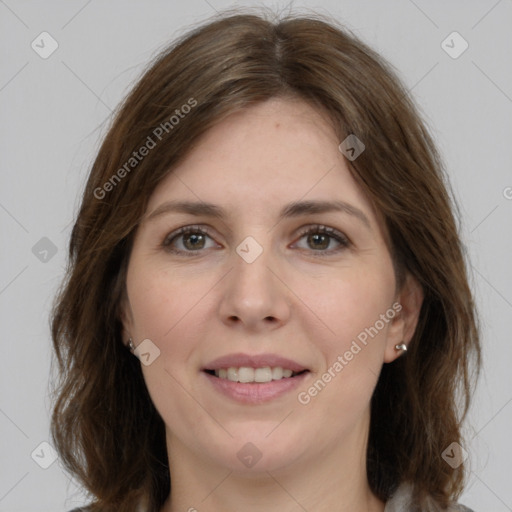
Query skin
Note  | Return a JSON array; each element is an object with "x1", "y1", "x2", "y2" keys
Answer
[{"x1": 120, "y1": 97, "x2": 423, "y2": 512}]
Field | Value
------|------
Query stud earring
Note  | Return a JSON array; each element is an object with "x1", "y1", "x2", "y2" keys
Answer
[
  {"x1": 128, "y1": 338, "x2": 135, "y2": 353},
  {"x1": 395, "y1": 343, "x2": 407, "y2": 352}
]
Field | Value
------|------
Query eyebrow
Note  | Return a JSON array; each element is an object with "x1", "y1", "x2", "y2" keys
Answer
[{"x1": 144, "y1": 199, "x2": 371, "y2": 229}]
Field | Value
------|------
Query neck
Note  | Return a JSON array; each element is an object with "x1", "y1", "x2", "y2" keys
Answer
[{"x1": 160, "y1": 410, "x2": 385, "y2": 512}]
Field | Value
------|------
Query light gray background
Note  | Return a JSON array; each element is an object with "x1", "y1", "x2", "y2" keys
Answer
[{"x1": 1, "y1": 1, "x2": 511, "y2": 511}]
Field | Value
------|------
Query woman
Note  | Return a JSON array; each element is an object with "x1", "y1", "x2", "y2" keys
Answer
[{"x1": 51, "y1": 8, "x2": 480, "y2": 512}]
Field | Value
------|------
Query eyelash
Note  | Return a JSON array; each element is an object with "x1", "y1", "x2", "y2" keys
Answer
[{"x1": 161, "y1": 224, "x2": 350, "y2": 258}]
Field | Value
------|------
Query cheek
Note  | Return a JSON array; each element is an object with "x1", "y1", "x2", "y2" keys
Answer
[
  {"x1": 293, "y1": 261, "x2": 396, "y2": 412},
  {"x1": 127, "y1": 263, "x2": 202, "y2": 341},
  {"x1": 127, "y1": 268, "x2": 211, "y2": 436},
  {"x1": 126, "y1": 263, "x2": 218, "y2": 385},
  {"x1": 304, "y1": 262, "x2": 396, "y2": 348}
]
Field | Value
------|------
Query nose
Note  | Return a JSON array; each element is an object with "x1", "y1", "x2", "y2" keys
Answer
[{"x1": 218, "y1": 238, "x2": 292, "y2": 332}]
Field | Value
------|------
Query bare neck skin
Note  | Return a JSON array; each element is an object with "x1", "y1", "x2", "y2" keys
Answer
[{"x1": 160, "y1": 407, "x2": 385, "y2": 512}]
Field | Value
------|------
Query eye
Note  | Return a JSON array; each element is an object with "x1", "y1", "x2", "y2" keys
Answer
[
  {"x1": 162, "y1": 225, "x2": 218, "y2": 255},
  {"x1": 293, "y1": 225, "x2": 350, "y2": 256},
  {"x1": 161, "y1": 224, "x2": 350, "y2": 257}
]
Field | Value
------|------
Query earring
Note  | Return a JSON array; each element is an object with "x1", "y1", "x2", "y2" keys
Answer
[
  {"x1": 128, "y1": 338, "x2": 135, "y2": 353},
  {"x1": 395, "y1": 343, "x2": 407, "y2": 352}
]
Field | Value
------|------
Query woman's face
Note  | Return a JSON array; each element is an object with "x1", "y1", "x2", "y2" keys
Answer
[{"x1": 121, "y1": 97, "x2": 421, "y2": 475}]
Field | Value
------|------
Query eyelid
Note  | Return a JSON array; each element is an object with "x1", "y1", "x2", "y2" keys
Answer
[{"x1": 294, "y1": 224, "x2": 349, "y2": 244}]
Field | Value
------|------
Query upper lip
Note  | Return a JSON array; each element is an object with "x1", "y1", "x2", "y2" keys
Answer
[{"x1": 203, "y1": 353, "x2": 308, "y2": 372}]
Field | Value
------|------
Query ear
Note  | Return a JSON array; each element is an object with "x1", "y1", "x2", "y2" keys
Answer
[{"x1": 383, "y1": 272, "x2": 424, "y2": 363}]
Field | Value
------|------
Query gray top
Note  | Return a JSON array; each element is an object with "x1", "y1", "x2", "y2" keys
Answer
[{"x1": 385, "y1": 482, "x2": 475, "y2": 512}]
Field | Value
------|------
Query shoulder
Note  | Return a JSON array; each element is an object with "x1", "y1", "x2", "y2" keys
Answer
[{"x1": 385, "y1": 482, "x2": 476, "y2": 512}]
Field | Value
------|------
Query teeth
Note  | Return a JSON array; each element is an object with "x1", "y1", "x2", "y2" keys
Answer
[
  {"x1": 254, "y1": 367, "x2": 272, "y2": 382},
  {"x1": 213, "y1": 366, "x2": 300, "y2": 383},
  {"x1": 272, "y1": 367, "x2": 283, "y2": 380},
  {"x1": 227, "y1": 367, "x2": 238, "y2": 381},
  {"x1": 238, "y1": 367, "x2": 254, "y2": 383}
]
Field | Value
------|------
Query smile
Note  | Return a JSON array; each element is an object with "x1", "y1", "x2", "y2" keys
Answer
[
  {"x1": 207, "y1": 366, "x2": 306, "y2": 383},
  {"x1": 202, "y1": 353, "x2": 310, "y2": 403}
]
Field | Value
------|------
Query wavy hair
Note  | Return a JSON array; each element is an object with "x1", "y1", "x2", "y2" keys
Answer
[{"x1": 50, "y1": 7, "x2": 481, "y2": 511}]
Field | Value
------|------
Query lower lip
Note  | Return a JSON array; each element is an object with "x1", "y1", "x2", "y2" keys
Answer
[{"x1": 203, "y1": 371, "x2": 309, "y2": 404}]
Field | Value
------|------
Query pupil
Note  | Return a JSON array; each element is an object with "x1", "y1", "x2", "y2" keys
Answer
[
  {"x1": 186, "y1": 234, "x2": 204, "y2": 249},
  {"x1": 310, "y1": 233, "x2": 328, "y2": 250}
]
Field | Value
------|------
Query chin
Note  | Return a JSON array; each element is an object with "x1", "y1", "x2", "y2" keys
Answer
[{"x1": 203, "y1": 427, "x2": 309, "y2": 474}]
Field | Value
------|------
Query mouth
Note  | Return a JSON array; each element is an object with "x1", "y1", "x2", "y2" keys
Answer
[
  {"x1": 201, "y1": 353, "x2": 310, "y2": 404},
  {"x1": 204, "y1": 366, "x2": 308, "y2": 383}
]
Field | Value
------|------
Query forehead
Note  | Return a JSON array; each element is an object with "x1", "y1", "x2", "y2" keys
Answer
[{"x1": 145, "y1": 97, "x2": 379, "y2": 228}]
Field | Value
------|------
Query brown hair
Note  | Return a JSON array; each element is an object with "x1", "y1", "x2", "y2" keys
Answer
[{"x1": 50, "y1": 7, "x2": 481, "y2": 511}]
